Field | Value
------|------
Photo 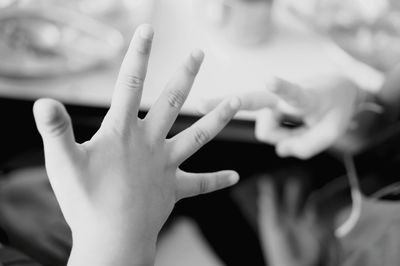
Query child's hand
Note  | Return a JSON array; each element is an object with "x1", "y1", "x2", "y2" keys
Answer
[
  {"x1": 33, "y1": 24, "x2": 240, "y2": 266},
  {"x1": 200, "y1": 76, "x2": 359, "y2": 159}
]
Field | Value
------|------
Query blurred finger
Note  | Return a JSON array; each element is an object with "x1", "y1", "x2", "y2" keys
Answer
[
  {"x1": 197, "y1": 97, "x2": 223, "y2": 114},
  {"x1": 169, "y1": 97, "x2": 241, "y2": 165},
  {"x1": 33, "y1": 99, "x2": 77, "y2": 159},
  {"x1": 276, "y1": 110, "x2": 342, "y2": 159},
  {"x1": 255, "y1": 109, "x2": 294, "y2": 144},
  {"x1": 175, "y1": 169, "x2": 239, "y2": 200},
  {"x1": 237, "y1": 91, "x2": 279, "y2": 110},
  {"x1": 271, "y1": 78, "x2": 316, "y2": 112},
  {"x1": 198, "y1": 90, "x2": 278, "y2": 114},
  {"x1": 108, "y1": 24, "x2": 154, "y2": 126},
  {"x1": 145, "y1": 50, "x2": 204, "y2": 141}
]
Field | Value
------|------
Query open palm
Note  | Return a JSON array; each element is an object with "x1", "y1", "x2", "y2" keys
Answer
[{"x1": 33, "y1": 24, "x2": 241, "y2": 266}]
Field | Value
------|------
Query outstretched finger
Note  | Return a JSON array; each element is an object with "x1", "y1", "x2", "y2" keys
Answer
[
  {"x1": 108, "y1": 24, "x2": 154, "y2": 127},
  {"x1": 33, "y1": 99, "x2": 77, "y2": 158},
  {"x1": 175, "y1": 169, "x2": 239, "y2": 200},
  {"x1": 168, "y1": 97, "x2": 241, "y2": 165},
  {"x1": 145, "y1": 49, "x2": 204, "y2": 141}
]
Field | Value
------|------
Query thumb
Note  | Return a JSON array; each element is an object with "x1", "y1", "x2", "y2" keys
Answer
[
  {"x1": 33, "y1": 99, "x2": 77, "y2": 157},
  {"x1": 176, "y1": 170, "x2": 239, "y2": 200}
]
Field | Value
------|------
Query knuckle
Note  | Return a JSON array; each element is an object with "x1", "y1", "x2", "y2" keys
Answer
[
  {"x1": 120, "y1": 74, "x2": 144, "y2": 91},
  {"x1": 135, "y1": 39, "x2": 152, "y2": 55},
  {"x1": 168, "y1": 89, "x2": 186, "y2": 109},
  {"x1": 105, "y1": 123, "x2": 126, "y2": 140},
  {"x1": 102, "y1": 116, "x2": 131, "y2": 140},
  {"x1": 194, "y1": 128, "x2": 210, "y2": 146},
  {"x1": 198, "y1": 178, "x2": 209, "y2": 195},
  {"x1": 45, "y1": 118, "x2": 69, "y2": 138}
]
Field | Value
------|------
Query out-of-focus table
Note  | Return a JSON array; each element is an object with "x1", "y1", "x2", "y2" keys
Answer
[{"x1": 0, "y1": 0, "x2": 347, "y2": 119}]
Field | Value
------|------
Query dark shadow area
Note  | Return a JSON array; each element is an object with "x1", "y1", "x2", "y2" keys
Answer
[{"x1": 0, "y1": 97, "x2": 345, "y2": 266}]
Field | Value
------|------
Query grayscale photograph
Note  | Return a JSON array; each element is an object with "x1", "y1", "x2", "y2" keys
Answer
[{"x1": 0, "y1": 0, "x2": 399, "y2": 265}]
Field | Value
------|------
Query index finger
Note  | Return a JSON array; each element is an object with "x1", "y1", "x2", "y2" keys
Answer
[{"x1": 108, "y1": 24, "x2": 154, "y2": 127}]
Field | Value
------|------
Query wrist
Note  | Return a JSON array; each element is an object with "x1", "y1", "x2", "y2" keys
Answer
[{"x1": 68, "y1": 227, "x2": 157, "y2": 266}]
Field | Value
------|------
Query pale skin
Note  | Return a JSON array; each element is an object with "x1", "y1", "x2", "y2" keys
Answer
[
  {"x1": 33, "y1": 24, "x2": 241, "y2": 266},
  {"x1": 200, "y1": 75, "x2": 359, "y2": 159}
]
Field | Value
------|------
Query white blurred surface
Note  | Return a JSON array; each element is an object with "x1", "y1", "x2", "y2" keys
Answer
[{"x1": 0, "y1": 0, "x2": 374, "y2": 120}]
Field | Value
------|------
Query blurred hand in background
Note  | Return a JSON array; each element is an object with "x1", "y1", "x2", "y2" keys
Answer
[{"x1": 200, "y1": 75, "x2": 359, "y2": 159}]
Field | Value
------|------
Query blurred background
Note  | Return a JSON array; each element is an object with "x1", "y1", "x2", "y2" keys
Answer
[
  {"x1": 1, "y1": 0, "x2": 398, "y2": 108},
  {"x1": 1, "y1": 1, "x2": 400, "y2": 266}
]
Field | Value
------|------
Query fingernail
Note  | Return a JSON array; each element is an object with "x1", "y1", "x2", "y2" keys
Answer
[
  {"x1": 140, "y1": 24, "x2": 154, "y2": 40},
  {"x1": 191, "y1": 49, "x2": 205, "y2": 62},
  {"x1": 229, "y1": 97, "x2": 241, "y2": 110}
]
